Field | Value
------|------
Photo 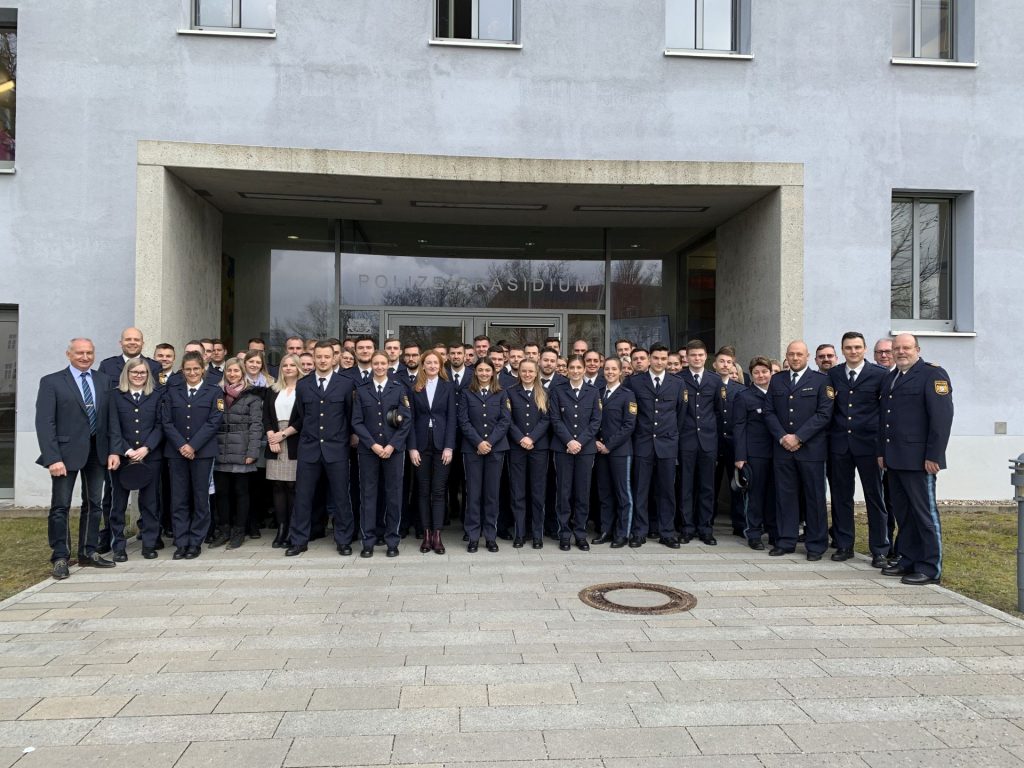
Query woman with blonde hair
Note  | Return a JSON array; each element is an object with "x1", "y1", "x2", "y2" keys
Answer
[
  {"x1": 243, "y1": 349, "x2": 275, "y2": 388},
  {"x1": 264, "y1": 353, "x2": 302, "y2": 547},
  {"x1": 506, "y1": 358, "x2": 551, "y2": 548}
]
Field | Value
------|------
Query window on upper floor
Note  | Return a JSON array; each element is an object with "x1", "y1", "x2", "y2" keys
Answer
[
  {"x1": 434, "y1": 0, "x2": 519, "y2": 45},
  {"x1": 665, "y1": 0, "x2": 751, "y2": 58},
  {"x1": 0, "y1": 10, "x2": 15, "y2": 170},
  {"x1": 892, "y1": 0, "x2": 975, "y2": 65},
  {"x1": 192, "y1": 0, "x2": 275, "y2": 34},
  {"x1": 891, "y1": 193, "x2": 974, "y2": 332}
]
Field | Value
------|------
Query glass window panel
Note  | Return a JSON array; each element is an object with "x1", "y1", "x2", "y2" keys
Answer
[
  {"x1": 0, "y1": 311, "x2": 16, "y2": 494},
  {"x1": 890, "y1": 200, "x2": 914, "y2": 320},
  {"x1": 241, "y1": 0, "x2": 275, "y2": 30},
  {"x1": 269, "y1": 249, "x2": 336, "y2": 344},
  {"x1": 568, "y1": 315, "x2": 606, "y2": 355},
  {"x1": 892, "y1": 0, "x2": 914, "y2": 57},
  {"x1": 0, "y1": 28, "x2": 15, "y2": 164},
  {"x1": 919, "y1": 0, "x2": 952, "y2": 59},
  {"x1": 917, "y1": 200, "x2": 952, "y2": 320},
  {"x1": 477, "y1": 0, "x2": 514, "y2": 41},
  {"x1": 486, "y1": 321, "x2": 558, "y2": 350},
  {"x1": 436, "y1": 0, "x2": 452, "y2": 37},
  {"x1": 195, "y1": 0, "x2": 234, "y2": 28},
  {"x1": 702, "y1": 0, "x2": 735, "y2": 51},
  {"x1": 665, "y1": 0, "x2": 697, "y2": 49}
]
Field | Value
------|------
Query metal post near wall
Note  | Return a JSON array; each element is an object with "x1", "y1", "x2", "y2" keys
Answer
[{"x1": 1011, "y1": 453, "x2": 1024, "y2": 612}]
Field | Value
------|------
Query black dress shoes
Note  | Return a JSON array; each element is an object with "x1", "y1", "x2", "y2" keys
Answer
[
  {"x1": 532, "y1": 539, "x2": 543, "y2": 549},
  {"x1": 338, "y1": 544, "x2": 353, "y2": 556},
  {"x1": 768, "y1": 547, "x2": 793, "y2": 557},
  {"x1": 113, "y1": 551, "x2": 128, "y2": 563},
  {"x1": 871, "y1": 554, "x2": 890, "y2": 568},
  {"x1": 486, "y1": 541, "x2": 499, "y2": 553},
  {"x1": 748, "y1": 540, "x2": 765, "y2": 551},
  {"x1": 513, "y1": 537, "x2": 524, "y2": 548},
  {"x1": 628, "y1": 536, "x2": 645, "y2": 548},
  {"x1": 558, "y1": 541, "x2": 571, "y2": 551},
  {"x1": 881, "y1": 563, "x2": 910, "y2": 577},
  {"x1": 682, "y1": 534, "x2": 693, "y2": 544},
  {"x1": 97, "y1": 542, "x2": 112, "y2": 555},
  {"x1": 807, "y1": 552, "x2": 822, "y2": 562},
  {"x1": 467, "y1": 540, "x2": 479, "y2": 553},
  {"x1": 386, "y1": 547, "x2": 399, "y2": 557},
  {"x1": 285, "y1": 544, "x2": 308, "y2": 557},
  {"x1": 901, "y1": 572, "x2": 940, "y2": 586},
  {"x1": 172, "y1": 547, "x2": 186, "y2": 560},
  {"x1": 360, "y1": 547, "x2": 373, "y2": 558},
  {"x1": 78, "y1": 553, "x2": 116, "y2": 568},
  {"x1": 831, "y1": 549, "x2": 854, "y2": 562},
  {"x1": 184, "y1": 546, "x2": 201, "y2": 560},
  {"x1": 659, "y1": 537, "x2": 681, "y2": 549},
  {"x1": 52, "y1": 559, "x2": 70, "y2": 580},
  {"x1": 592, "y1": 533, "x2": 613, "y2": 545},
  {"x1": 576, "y1": 539, "x2": 590, "y2": 552},
  {"x1": 142, "y1": 547, "x2": 158, "y2": 560},
  {"x1": 700, "y1": 536, "x2": 717, "y2": 546},
  {"x1": 154, "y1": 538, "x2": 165, "y2": 550},
  {"x1": 610, "y1": 537, "x2": 627, "y2": 548}
]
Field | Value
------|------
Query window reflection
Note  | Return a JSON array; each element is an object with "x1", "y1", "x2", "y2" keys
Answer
[
  {"x1": 0, "y1": 19, "x2": 15, "y2": 165},
  {"x1": 436, "y1": 0, "x2": 516, "y2": 42},
  {"x1": 890, "y1": 200, "x2": 914, "y2": 319}
]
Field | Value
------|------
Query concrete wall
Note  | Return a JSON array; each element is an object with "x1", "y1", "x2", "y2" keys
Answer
[
  {"x1": 3, "y1": 0, "x2": 1023, "y2": 502},
  {"x1": 716, "y1": 186, "x2": 804, "y2": 359}
]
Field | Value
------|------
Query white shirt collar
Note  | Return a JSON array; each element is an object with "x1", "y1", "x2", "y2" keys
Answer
[
  {"x1": 315, "y1": 371, "x2": 333, "y2": 388},
  {"x1": 649, "y1": 370, "x2": 665, "y2": 385},
  {"x1": 845, "y1": 360, "x2": 866, "y2": 376},
  {"x1": 789, "y1": 367, "x2": 807, "y2": 385}
]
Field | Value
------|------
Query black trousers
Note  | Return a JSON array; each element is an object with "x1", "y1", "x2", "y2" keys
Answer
[
  {"x1": 596, "y1": 454, "x2": 633, "y2": 540},
  {"x1": 508, "y1": 446, "x2": 549, "y2": 540},
  {"x1": 633, "y1": 454, "x2": 676, "y2": 539},
  {"x1": 553, "y1": 451, "x2": 596, "y2": 543},
  {"x1": 110, "y1": 459, "x2": 161, "y2": 551},
  {"x1": 742, "y1": 456, "x2": 774, "y2": 542},
  {"x1": 773, "y1": 454, "x2": 827, "y2": 554},
  {"x1": 214, "y1": 470, "x2": 251, "y2": 534},
  {"x1": 714, "y1": 442, "x2": 745, "y2": 531},
  {"x1": 416, "y1": 443, "x2": 451, "y2": 531},
  {"x1": 291, "y1": 455, "x2": 354, "y2": 548},
  {"x1": 358, "y1": 449, "x2": 405, "y2": 548},
  {"x1": 167, "y1": 456, "x2": 214, "y2": 549},
  {"x1": 463, "y1": 450, "x2": 504, "y2": 543},
  {"x1": 830, "y1": 451, "x2": 890, "y2": 555},
  {"x1": 889, "y1": 469, "x2": 942, "y2": 579},
  {"x1": 48, "y1": 438, "x2": 105, "y2": 562},
  {"x1": 679, "y1": 447, "x2": 716, "y2": 539}
]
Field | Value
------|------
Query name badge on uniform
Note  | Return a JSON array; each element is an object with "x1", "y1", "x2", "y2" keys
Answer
[
  {"x1": 934, "y1": 380, "x2": 950, "y2": 395},
  {"x1": 801, "y1": 387, "x2": 813, "y2": 392},
  {"x1": 628, "y1": 402, "x2": 638, "y2": 415},
  {"x1": 216, "y1": 398, "x2": 225, "y2": 411},
  {"x1": 825, "y1": 386, "x2": 835, "y2": 400}
]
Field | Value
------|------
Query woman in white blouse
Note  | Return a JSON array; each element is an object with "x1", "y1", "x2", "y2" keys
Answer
[{"x1": 264, "y1": 354, "x2": 301, "y2": 548}]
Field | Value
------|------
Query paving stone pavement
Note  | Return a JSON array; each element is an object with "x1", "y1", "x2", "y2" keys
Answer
[{"x1": 2, "y1": 531, "x2": 1024, "y2": 767}]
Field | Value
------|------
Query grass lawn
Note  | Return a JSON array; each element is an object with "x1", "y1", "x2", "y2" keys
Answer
[
  {"x1": 855, "y1": 507, "x2": 1022, "y2": 617},
  {"x1": 0, "y1": 517, "x2": 57, "y2": 601}
]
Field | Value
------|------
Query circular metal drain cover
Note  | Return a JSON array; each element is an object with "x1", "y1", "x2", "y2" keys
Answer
[{"x1": 578, "y1": 582, "x2": 697, "y2": 615}]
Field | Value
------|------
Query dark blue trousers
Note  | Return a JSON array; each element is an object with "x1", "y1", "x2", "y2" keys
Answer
[
  {"x1": 633, "y1": 455, "x2": 676, "y2": 539},
  {"x1": 774, "y1": 454, "x2": 827, "y2": 554},
  {"x1": 357, "y1": 449, "x2": 405, "y2": 549},
  {"x1": 553, "y1": 451, "x2": 595, "y2": 543},
  {"x1": 292, "y1": 455, "x2": 354, "y2": 548},
  {"x1": 111, "y1": 458, "x2": 161, "y2": 551},
  {"x1": 596, "y1": 454, "x2": 633, "y2": 540},
  {"x1": 48, "y1": 439, "x2": 105, "y2": 562},
  {"x1": 463, "y1": 451, "x2": 505, "y2": 543},
  {"x1": 889, "y1": 469, "x2": 942, "y2": 579},
  {"x1": 508, "y1": 446, "x2": 549, "y2": 541},
  {"x1": 742, "y1": 456, "x2": 774, "y2": 542},
  {"x1": 830, "y1": 451, "x2": 890, "y2": 555},
  {"x1": 679, "y1": 447, "x2": 716, "y2": 538},
  {"x1": 167, "y1": 456, "x2": 214, "y2": 549}
]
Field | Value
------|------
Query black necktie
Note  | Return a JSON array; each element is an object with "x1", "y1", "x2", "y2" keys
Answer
[
  {"x1": 188, "y1": 387, "x2": 197, "y2": 400},
  {"x1": 362, "y1": 370, "x2": 369, "y2": 382},
  {"x1": 388, "y1": 367, "x2": 395, "y2": 376},
  {"x1": 654, "y1": 376, "x2": 661, "y2": 393},
  {"x1": 604, "y1": 389, "x2": 611, "y2": 401},
  {"x1": 454, "y1": 373, "x2": 460, "y2": 386},
  {"x1": 694, "y1": 374, "x2": 700, "y2": 387},
  {"x1": 573, "y1": 388, "x2": 580, "y2": 399},
  {"x1": 377, "y1": 384, "x2": 384, "y2": 397},
  {"x1": 133, "y1": 392, "x2": 141, "y2": 404},
  {"x1": 542, "y1": 379, "x2": 549, "y2": 389},
  {"x1": 482, "y1": 388, "x2": 488, "y2": 397},
  {"x1": 525, "y1": 389, "x2": 532, "y2": 400},
  {"x1": 791, "y1": 372, "x2": 798, "y2": 386},
  {"x1": 318, "y1": 377, "x2": 326, "y2": 395},
  {"x1": 849, "y1": 369, "x2": 856, "y2": 385}
]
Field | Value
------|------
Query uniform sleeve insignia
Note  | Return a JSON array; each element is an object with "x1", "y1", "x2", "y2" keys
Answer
[
  {"x1": 628, "y1": 402, "x2": 638, "y2": 415},
  {"x1": 683, "y1": 390, "x2": 689, "y2": 403},
  {"x1": 720, "y1": 386, "x2": 727, "y2": 399},
  {"x1": 825, "y1": 386, "x2": 835, "y2": 400},
  {"x1": 934, "y1": 380, "x2": 950, "y2": 395},
  {"x1": 403, "y1": 395, "x2": 410, "y2": 407},
  {"x1": 216, "y1": 398, "x2": 225, "y2": 411}
]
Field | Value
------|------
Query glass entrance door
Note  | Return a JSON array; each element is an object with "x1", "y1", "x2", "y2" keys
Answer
[
  {"x1": 383, "y1": 312, "x2": 561, "y2": 351},
  {"x1": 484, "y1": 317, "x2": 560, "y2": 348}
]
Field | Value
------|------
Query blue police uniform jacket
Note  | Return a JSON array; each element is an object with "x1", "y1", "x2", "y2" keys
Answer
[
  {"x1": 716, "y1": 379, "x2": 746, "y2": 451},
  {"x1": 342, "y1": 366, "x2": 375, "y2": 388},
  {"x1": 549, "y1": 381, "x2": 602, "y2": 455},
  {"x1": 828, "y1": 362, "x2": 887, "y2": 457},
  {"x1": 763, "y1": 368, "x2": 834, "y2": 462},
  {"x1": 597, "y1": 385, "x2": 637, "y2": 457},
  {"x1": 732, "y1": 387, "x2": 774, "y2": 461},
  {"x1": 498, "y1": 369, "x2": 518, "y2": 391},
  {"x1": 458, "y1": 388, "x2": 511, "y2": 452},
  {"x1": 98, "y1": 355, "x2": 162, "y2": 387},
  {"x1": 881, "y1": 359, "x2": 954, "y2": 471},
  {"x1": 161, "y1": 381, "x2": 224, "y2": 459},
  {"x1": 507, "y1": 383, "x2": 552, "y2": 450},
  {"x1": 680, "y1": 370, "x2": 721, "y2": 453},
  {"x1": 112, "y1": 389, "x2": 163, "y2": 455},
  {"x1": 351, "y1": 378, "x2": 413, "y2": 452},
  {"x1": 628, "y1": 371, "x2": 684, "y2": 459},
  {"x1": 444, "y1": 366, "x2": 473, "y2": 398},
  {"x1": 290, "y1": 372, "x2": 356, "y2": 463},
  {"x1": 407, "y1": 379, "x2": 458, "y2": 453}
]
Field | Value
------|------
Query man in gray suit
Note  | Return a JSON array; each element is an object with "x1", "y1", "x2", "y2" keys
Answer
[{"x1": 35, "y1": 338, "x2": 122, "y2": 579}]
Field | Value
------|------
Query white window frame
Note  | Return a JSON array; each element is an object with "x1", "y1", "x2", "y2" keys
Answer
[
  {"x1": 430, "y1": 0, "x2": 522, "y2": 49},
  {"x1": 664, "y1": 0, "x2": 752, "y2": 60},
  {"x1": 179, "y1": 0, "x2": 276, "y2": 39}
]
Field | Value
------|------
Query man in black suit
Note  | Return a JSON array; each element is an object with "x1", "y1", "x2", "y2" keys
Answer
[{"x1": 35, "y1": 338, "x2": 122, "y2": 579}]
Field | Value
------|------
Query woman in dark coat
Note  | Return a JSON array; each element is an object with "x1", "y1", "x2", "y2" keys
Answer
[{"x1": 211, "y1": 358, "x2": 264, "y2": 549}]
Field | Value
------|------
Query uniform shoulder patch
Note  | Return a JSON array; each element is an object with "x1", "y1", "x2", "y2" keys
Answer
[
  {"x1": 628, "y1": 402, "x2": 638, "y2": 415},
  {"x1": 402, "y1": 395, "x2": 410, "y2": 407},
  {"x1": 934, "y1": 380, "x2": 950, "y2": 395},
  {"x1": 216, "y1": 398, "x2": 225, "y2": 412},
  {"x1": 825, "y1": 386, "x2": 835, "y2": 400}
]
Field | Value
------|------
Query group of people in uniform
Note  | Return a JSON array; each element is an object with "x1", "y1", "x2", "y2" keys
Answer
[{"x1": 35, "y1": 326, "x2": 953, "y2": 587}]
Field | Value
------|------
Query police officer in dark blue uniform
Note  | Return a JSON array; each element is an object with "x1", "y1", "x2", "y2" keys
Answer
[
  {"x1": 506, "y1": 359, "x2": 551, "y2": 549},
  {"x1": 593, "y1": 357, "x2": 637, "y2": 548},
  {"x1": 161, "y1": 351, "x2": 224, "y2": 560},
  {"x1": 458, "y1": 358, "x2": 510, "y2": 552},
  {"x1": 351, "y1": 351, "x2": 412, "y2": 558},
  {"x1": 444, "y1": 343, "x2": 472, "y2": 525},
  {"x1": 110, "y1": 358, "x2": 163, "y2": 560},
  {"x1": 828, "y1": 331, "x2": 891, "y2": 566},
  {"x1": 763, "y1": 340, "x2": 835, "y2": 559},
  {"x1": 733, "y1": 356, "x2": 777, "y2": 549},
  {"x1": 711, "y1": 347, "x2": 747, "y2": 536},
  {"x1": 550, "y1": 356, "x2": 602, "y2": 551},
  {"x1": 286, "y1": 340, "x2": 357, "y2": 557},
  {"x1": 629, "y1": 343, "x2": 685, "y2": 548},
  {"x1": 879, "y1": 333, "x2": 953, "y2": 585},
  {"x1": 678, "y1": 340, "x2": 721, "y2": 546}
]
